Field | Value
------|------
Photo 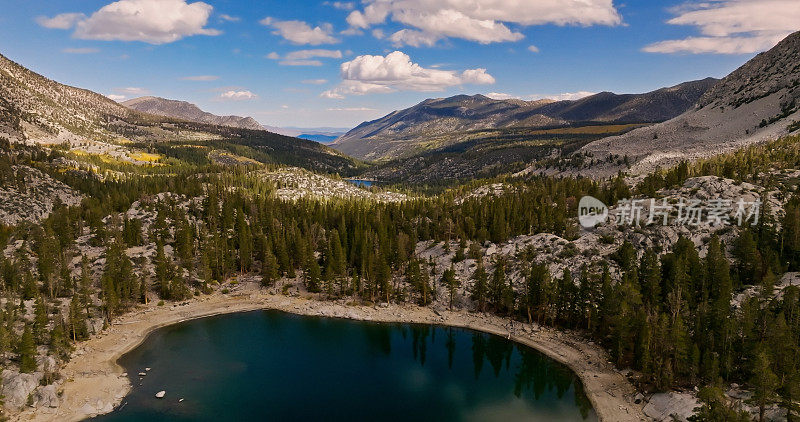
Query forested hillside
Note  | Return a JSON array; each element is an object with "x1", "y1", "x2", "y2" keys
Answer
[{"x1": 3, "y1": 128, "x2": 800, "y2": 419}]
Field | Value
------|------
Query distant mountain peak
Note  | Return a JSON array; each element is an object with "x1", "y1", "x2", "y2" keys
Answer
[
  {"x1": 122, "y1": 96, "x2": 264, "y2": 131},
  {"x1": 332, "y1": 78, "x2": 718, "y2": 161},
  {"x1": 578, "y1": 30, "x2": 800, "y2": 176},
  {"x1": 0, "y1": 51, "x2": 357, "y2": 173}
]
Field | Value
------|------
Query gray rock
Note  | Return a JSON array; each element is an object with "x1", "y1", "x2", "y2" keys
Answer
[
  {"x1": 36, "y1": 355, "x2": 58, "y2": 374},
  {"x1": 33, "y1": 384, "x2": 60, "y2": 408},
  {"x1": 1, "y1": 369, "x2": 44, "y2": 410}
]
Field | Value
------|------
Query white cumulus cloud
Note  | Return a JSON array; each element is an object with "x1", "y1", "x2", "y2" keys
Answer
[
  {"x1": 486, "y1": 91, "x2": 596, "y2": 101},
  {"x1": 534, "y1": 91, "x2": 595, "y2": 101},
  {"x1": 324, "y1": 1, "x2": 355, "y2": 10},
  {"x1": 115, "y1": 87, "x2": 150, "y2": 95},
  {"x1": 321, "y1": 51, "x2": 494, "y2": 98},
  {"x1": 302, "y1": 79, "x2": 329, "y2": 85},
  {"x1": 218, "y1": 14, "x2": 240, "y2": 22},
  {"x1": 267, "y1": 49, "x2": 342, "y2": 66},
  {"x1": 327, "y1": 107, "x2": 376, "y2": 111},
  {"x1": 38, "y1": 0, "x2": 220, "y2": 44},
  {"x1": 643, "y1": 0, "x2": 800, "y2": 54},
  {"x1": 260, "y1": 17, "x2": 339, "y2": 45},
  {"x1": 485, "y1": 92, "x2": 515, "y2": 100},
  {"x1": 106, "y1": 94, "x2": 126, "y2": 101},
  {"x1": 218, "y1": 90, "x2": 258, "y2": 101},
  {"x1": 347, "y1": 0, "x2": 621, "y2": 46},
  {"x1": 36, "y1": 13, "x2": 85, "y2": 29}
]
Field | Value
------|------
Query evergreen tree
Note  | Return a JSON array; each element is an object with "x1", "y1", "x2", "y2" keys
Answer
[
  {"x1": 748, "y1": 349, "x2": 779, "y2": 422},
  {"x1": 49, "y1": 315, "x2": 72, "y2": 361},
  {"x1": 33, "y1": 296, "x2": 48, "y2": 344},
  {"x1": 261, "y1": 242, "x2": 279, "y2": 287},
  {"x1": 442, "y1": 264, "x2": 459, "y2": 310},
  {"x1": 154, "y1": 240, "x2": 173, "y2": 299},
  {"x1": 489, "y1": 257, "x2": 512, "y2": 313},
  {"x1": 471, "y1": 261, "x2": 488, "y2": 312},
  {"x1": 305, "y1": 251, "x2": 322, "y2": 293},
  {"x1": 18, "y1": 323, "x2": 36, "y2": 373},
  {"x1": 68, "y1": 293, "x2": 89, "y2": 342}
]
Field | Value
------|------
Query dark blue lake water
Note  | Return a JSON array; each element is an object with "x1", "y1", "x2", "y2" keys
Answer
[
  {"x1": 96, "y1": 310, "x2": 596, "y2": 421},
  {"x1": 345, "y1": 179, "x2": 374, "y2": 187}
]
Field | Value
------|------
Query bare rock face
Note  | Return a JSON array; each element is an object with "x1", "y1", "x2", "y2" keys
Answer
[
  {"x1": 643, "y1": 392, "x2": 699, "y2": 422},
  {"x1": 36, "y1": 355, "x2": 58, "y2": 374},
  {"x1": 32, "y1": 384, "x2": 60, "y2": 408},
  {"x1": 1, "y1": 369, "x2": 43, "y2": 410},
  {"x1": 578, "y1": 30, "x2": 800, "y2": 177}
]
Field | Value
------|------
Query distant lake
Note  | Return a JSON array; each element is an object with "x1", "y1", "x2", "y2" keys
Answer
[
  {"x1": 297, "y1": 134, "x2": 339, "y2": 144},
  {"x1": 96, "y1": 311, "x2": 596, "y2": 422},
  {"x1": 345, "y1": 179, "x2": 374, "y2": 187}
]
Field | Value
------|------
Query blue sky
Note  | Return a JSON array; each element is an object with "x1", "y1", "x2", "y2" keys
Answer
[{"x1": 0, "y1": 0, "x2": 797, "y2": 128}]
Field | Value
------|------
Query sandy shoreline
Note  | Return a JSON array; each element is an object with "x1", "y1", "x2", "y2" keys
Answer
[{"x1": 17, "y1": 288, "x2": 646, "y2": 422}]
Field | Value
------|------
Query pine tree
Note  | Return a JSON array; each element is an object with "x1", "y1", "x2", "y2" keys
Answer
[
  {"x1": 471, "y1": 261, "x2": 488, "y2": 312},
  {"x1": 639, "y1": 248, "x2": 662, "y2": 310},
  {"x1": 407, "y1": 259, "x2": 431, "y2": 306},
  {"x1": 261, "y1": 242, "x2": 279, "y2": 287},
  {"x1": 490, "y1": 257, "x2": 507, "y2": 312},
  {"x1": 79, "y1": 255, "x2": 93, "y2": 319},
  {"x1": 68, "y1": 293, "x2": 89, "y2": 342},
  {"x1": 694, "y1": 386, "x2": 751, "y2": 422},
  {"x1": 18, "y1": 323, "x2": 36, "y2": 373},
  {"x1": 524, "y1": 263, "x2": 551, "y2": 324},
  {"x1": 442, "y1": 264, "x2": 459, "y2": 310},
  {"x1": 174, "y1": 215, "x2": 194, "y2": 265},
  {"x1": 154, "y1": 240, "x2": 174, "y2": 299},
  {"x1": 33, "y1": 296, "x2": 48, "y2": 344},
  {"x1": 748, "y1": 349, "x2": 779, "y2": 422},
  {"x1": 236, "y1": 210, "x2": 252, "y2": 272},
  {"x1": 49, "y1": 314, "x2": 72, "y2": 360},
  {"x1": 305, "y1": 252, "x2": 322, "y2": 293}
]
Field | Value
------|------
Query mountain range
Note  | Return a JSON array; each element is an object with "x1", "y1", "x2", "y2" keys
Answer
[
  {"x1": 120, "y1": 98, "x2": 347, "y2": 143},
  {"x1": 3, "y1": 30, "x2": 800, "y2": 185},
  {"x1": 332, "y1": 78, "x2": 718, "y2": 161},
  {"x1": 0, "y1": 53, "x2": 355, "y2": 173},
  {"x1": 122, "y1": 96, "x2": 264, "y2": 131}
]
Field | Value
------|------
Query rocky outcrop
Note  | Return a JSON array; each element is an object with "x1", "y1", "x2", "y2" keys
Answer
[
  {"x1": 33, "y1": 384, "x2": 60, "y2": 409},
  {"x1": 643, "y1": 392, "x2": 699, "y2": 422},
  {"x1": 2, "y1": 370, "x2": 43, "y2": 410},
  {"x1": 262, "y1": 167, "x2": 407, "y2": 203}
]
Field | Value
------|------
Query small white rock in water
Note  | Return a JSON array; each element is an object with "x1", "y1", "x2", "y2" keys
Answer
[
  {"x1": 138, "y1": 372, "x2": 147, "y2": 377},
  {"x1": 155, "y1": 391, "x2": 166, "y2": 399},
  {"x1": 178, "y1": 398, "x2": 184, "y2": 403},
  {"x1": 146, "y1": 367, "x2": 151, "y2": 371}
]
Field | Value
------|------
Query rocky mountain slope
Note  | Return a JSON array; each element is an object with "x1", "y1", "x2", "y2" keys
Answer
[
  {"x1": 122, "y1": 96, "x2": 264, "y2": 131},
  {"x1": 333, "y1": 79, "x2": 717, "y2": 161},
  {"x1": 577, "y1": 30, "x2": 800, "y2": 177},
  {"x1": 0, "y1": 53, "x2": 356, "y2": 173}
]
